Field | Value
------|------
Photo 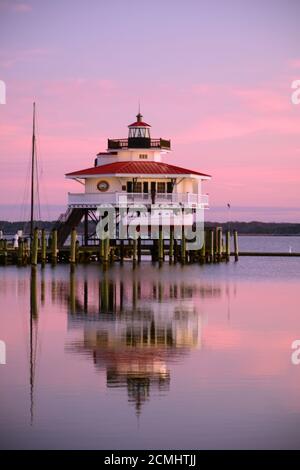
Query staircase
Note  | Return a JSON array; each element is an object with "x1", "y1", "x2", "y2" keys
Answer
[{"x1": 54, "y1": 208, "x2": 85, "y2": 248}]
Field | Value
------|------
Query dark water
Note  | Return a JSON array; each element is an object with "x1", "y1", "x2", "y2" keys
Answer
[{"x1": 0, "y1": 237, "x2": 300, "y2": 449}]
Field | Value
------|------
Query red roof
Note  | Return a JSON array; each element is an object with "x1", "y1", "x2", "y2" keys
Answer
[
  {"x1": 66, "y1": 161, "x2": 211, "y2": 178},
  {"x1": 128, "y1": 121, "x2": 151, "y2": 127}
]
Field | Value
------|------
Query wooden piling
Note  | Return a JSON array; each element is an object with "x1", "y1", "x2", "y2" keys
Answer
[
  {"x1": 104, "y1": 237, "x2": 110, "y2": 264},
  {"x1": 31, "y1": 228, "x2": 39, "y2": 266},
  {"x1": 137, "y1": 237, "x2": 141, "y2": 263},
  {"x1": 209, "y1": 229, "x2": 214, "y2": 263},
  {"x1": 225, "y1": 230, "x2": 230, "y2": 261},
  {"x1": 132, "y1": 238, "x2": 137, "y2": 264},
  {"x1": 233, "y1": 230, "x2": 239, "y2": 261},
  {"x1": 75, "y1": 240, "x2": 80, "y2": 263},
  {"x1": 51, "y1": 229, "x2": 58, "y2": 264},
  {"x1": 158, "y1": 227, "x2": 164, "y2": 262},
  {"x1": 217, "y1": 227, "x2": 222, "y2": 261},
  {"x1": 41, "y1": 229, "x2": 47, "y2": 265},
  {"x1": 70, "y1": 228, "x2": 77, "y2": 264},
  {"x1": 200, "y1": 231, "x2": 206, "y2": 263}
]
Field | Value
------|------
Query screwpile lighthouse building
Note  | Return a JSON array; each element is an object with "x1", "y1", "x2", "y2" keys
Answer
[{"x1": 57, "y1": 113, "x2": 211, "y2": 246}]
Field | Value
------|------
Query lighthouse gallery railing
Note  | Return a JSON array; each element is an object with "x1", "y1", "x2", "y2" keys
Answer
[{"x1": 68, "y1": 192, "x2": 209, "y2": 207}]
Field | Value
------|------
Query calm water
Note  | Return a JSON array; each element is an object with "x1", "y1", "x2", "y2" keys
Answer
[{"x1": 0, "y1": 236, "x2": 300, "y2": 450}]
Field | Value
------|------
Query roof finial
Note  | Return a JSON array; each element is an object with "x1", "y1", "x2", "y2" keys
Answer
[{"x1": 137, "y1": 100, "x2": 142, "y2": 122}]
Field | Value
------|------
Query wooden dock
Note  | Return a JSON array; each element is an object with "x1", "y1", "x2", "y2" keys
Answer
[
  {"x1": 0, "y1": 227, "x2": 241, "y2": 266},
  {"x1": 237, "y1": 252, "x2": 300, "y2": 257}
]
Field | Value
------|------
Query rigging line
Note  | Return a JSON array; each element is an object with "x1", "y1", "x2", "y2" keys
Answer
[
  {"x1": 34, "y1": 108, "x2": 41, "y2": 222},
  {"x1": 35, "y1": 109, "x2": 51, "y2": 221},
  {"x1": 20, "y1": 143, "x2": 32, "y2": 218},
  {"x1": 35, "y1": 138, "x2": 41, "y2": 222},
  {"x1": 30, "y1": 102, "x2": 36, "y2": 240},
  {"x1": 20, "y1": 147, "x2": 32, "y2": 230}
]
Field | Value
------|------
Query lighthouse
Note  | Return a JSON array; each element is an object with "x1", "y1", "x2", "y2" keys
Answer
[{"x1": 57, "y1": 113, "x2": 211, "y2": 247}]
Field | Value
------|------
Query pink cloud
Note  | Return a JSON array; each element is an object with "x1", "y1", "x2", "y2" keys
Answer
[
  {"x1": 1, "y1": 78, "x2": 300, "y2": 216},
  {"x1": 0, "y1": 48, "x2": 49, "y2": 69},
  {"x1": 173, "y1": 83, "x2": 300, "y2": 143},
  {"x1": 289, "y1": 58, "x2": 300, "y2": 69},
  {"x1": 12, "y1": 2, "x2": 31, "y2": 12},
  {"x1": 234, "y1": 87, "x2": 290, "y2": 113},
  {"x1": 0, "y1": 1, "x2": 32, "y2": 13}
]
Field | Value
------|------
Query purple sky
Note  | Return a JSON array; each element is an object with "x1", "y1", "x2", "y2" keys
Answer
[{"x1": 0, "y1": 0, "x2": 300, "y2": 221}]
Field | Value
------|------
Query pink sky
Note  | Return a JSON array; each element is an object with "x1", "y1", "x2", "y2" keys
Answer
[{"x1": 0, "y1": 0, "x2": 300, "y2": 221}]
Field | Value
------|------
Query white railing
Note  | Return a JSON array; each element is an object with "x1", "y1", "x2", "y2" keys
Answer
[{"x1": 68, "y1": 192, "x2": 209, "y2": 207}]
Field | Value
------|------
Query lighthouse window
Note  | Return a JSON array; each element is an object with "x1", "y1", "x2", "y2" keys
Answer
[
  {"x1": 157, "y1": 182, "x2": 166, "y2": 193},
  {"x1": 139, "y1": 154, "x2": 148, "y2": 159},
  {"x1": 133, "y1": 182, "x2": 142, "y2": 193},
  {"x1": 129, "y1": 127, "x2": 150, "y2": 139}
]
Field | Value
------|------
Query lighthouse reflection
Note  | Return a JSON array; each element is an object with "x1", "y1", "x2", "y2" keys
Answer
[{"x1": 65, "y1": 268, "x2": 221, "y2": 415}]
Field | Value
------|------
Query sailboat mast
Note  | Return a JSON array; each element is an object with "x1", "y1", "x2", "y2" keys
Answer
[{"x1": 30, "y1": 102, "x2": 36, "y2": 240}]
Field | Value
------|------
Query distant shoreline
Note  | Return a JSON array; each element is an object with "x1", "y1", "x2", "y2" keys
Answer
[{"x1": 0, "y1": 220, "x2": 300, "y2": 236}]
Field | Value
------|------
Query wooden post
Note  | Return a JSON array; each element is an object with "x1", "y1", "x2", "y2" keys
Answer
[
  {"x1": 75, "y1": 240, "x2": 80, "y2": 263},
  {"x1": 209, "y1": 229, "x2": 214, "y2": 263},
  {"x1": 200, "y1": 230, "x2": 206, "y2": 263},
  {"x1": 233, "y1": 230, "x2": 239, "y2": 261},
  {"x1": 217, "y1": 227, "x2": 222, "y2": 262},
  {"x1": 104, "y1": 237, "x2": 109, "y2": 264},
  {"x1": 132, "y1": 238, "x2": 137, "y2": 264},
  {"x1": 137, "y1": 237, "x2": 141, "y2": 263},
  {"x1": 51, "y1": 229, "x2": 58, "y2": 264},
  {"x1": 41, "y1": 229, "x2": 47, "y2": 265},
  {"x1": 31, "y1": 227, "x2": 39, "y2": 266},
  {"x1": 169, "y1": 226, "x2": 174, "y2": 263},
  {"x1": 181, "y1": 226, "x2": 186, "y2": 263},
  {"x1": 225, "y1": 230, "x2": 230, "y2": 261},
  {"x1": 70, "y1": 228, "x2": 76, "y2": 264},
  {"x1": 158, "y1": 226, "x2": 164, "y2": 262}
]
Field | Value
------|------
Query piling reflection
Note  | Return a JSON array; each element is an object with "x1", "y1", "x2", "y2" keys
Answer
[
  {"x1": 30, "y1": 267, "x2": 39, "y2": 425},
  {"x1": 64, "y1": 269, "x2": 222, "y2": 415},
  {"x1": 27, "y1": 266, "x2": 224, "y2": 416}
]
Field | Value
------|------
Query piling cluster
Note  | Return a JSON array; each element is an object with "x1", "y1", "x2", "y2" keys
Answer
[{"x1": 0, "y1": 226, "x2": 239, "y2": 266}]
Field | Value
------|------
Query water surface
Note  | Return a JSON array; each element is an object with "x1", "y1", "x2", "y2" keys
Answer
[{"x1": 0, "y1": 237, "x2": 300, "y2": 449}]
